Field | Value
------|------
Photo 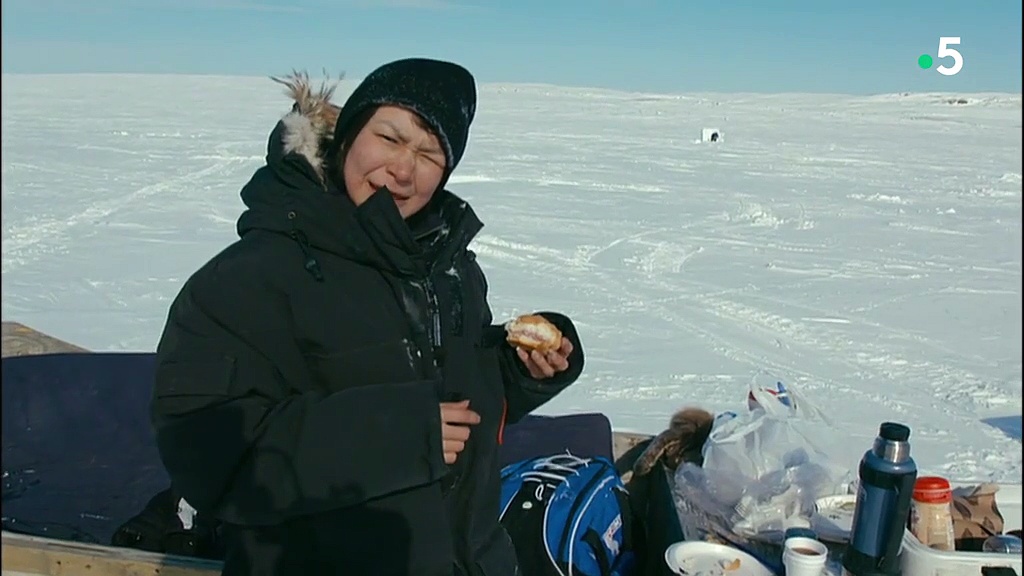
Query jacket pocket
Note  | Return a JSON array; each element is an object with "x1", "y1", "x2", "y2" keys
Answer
[
  {"x1": 154, "y1": 355, "x2": 237, "y2": 416},
  {"x1": 307, "y1": 338, "x2": 422, "y2": 391}
]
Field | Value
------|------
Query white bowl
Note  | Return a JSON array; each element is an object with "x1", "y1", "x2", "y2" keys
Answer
[
  {"x1": 812, "y1": 493, "x2": 858, "y2": 543},
  {"x1": 664, "y1": 541, "x2": 774, "y2": 575}
]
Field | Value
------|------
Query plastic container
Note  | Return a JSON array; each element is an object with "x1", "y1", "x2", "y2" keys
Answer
[
  {"x1": 982, "y1": 534, "x2": 1023, "y2": 554},
  {"x1": 782, "y1": 536, "x2": 828, "y2": 576},
  {"x1": 899, "y1": 482, "x2": 1023, "y2": 576},
  {"x1": 909, "y1": 476, "x2": 955, "y2": 551}
]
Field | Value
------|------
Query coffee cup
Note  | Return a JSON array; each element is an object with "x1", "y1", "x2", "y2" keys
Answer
[{"x1": 782, "y1": 536, "x2": 828, "y2": 576}]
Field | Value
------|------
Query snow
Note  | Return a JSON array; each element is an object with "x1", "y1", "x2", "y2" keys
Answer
[{"x1": 2, "y1": 74, "x2": 1021, "y2": 484}]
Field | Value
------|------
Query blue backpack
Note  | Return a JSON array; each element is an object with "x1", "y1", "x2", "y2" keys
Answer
[{"x1": 498, "y1": 453, "x2": 636, "y2": 576}]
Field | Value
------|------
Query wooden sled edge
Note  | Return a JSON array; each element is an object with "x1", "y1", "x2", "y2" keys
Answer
[
  {"x1": 1, "y1": 530, "x2": 223, "y2": 576},
  {"x1": 2, "y1": 322, "x2": 88, "y2": 358}
]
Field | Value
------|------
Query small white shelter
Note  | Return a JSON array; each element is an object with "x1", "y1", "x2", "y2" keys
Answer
[{"x1": 701, "y1": 128, "x2": 722, "y2": 143}]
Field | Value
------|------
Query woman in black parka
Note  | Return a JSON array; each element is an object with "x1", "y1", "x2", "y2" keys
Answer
[{"x1": 150, "y1": 58, "x2": 585, "y2": 576}]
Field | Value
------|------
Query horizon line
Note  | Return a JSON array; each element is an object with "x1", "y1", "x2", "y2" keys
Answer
[{"x1": 2, "y1": 71, "x2": 1021, "y2": 99}]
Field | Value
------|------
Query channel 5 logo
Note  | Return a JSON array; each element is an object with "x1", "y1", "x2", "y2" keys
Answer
[{"x1": 918, "y1": 37, "x2": 963, "y2": 76}]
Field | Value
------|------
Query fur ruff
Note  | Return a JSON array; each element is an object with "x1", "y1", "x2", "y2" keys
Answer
[
  {"x1": 632, "y1": 407, "x2": 714, "y2": 476},
  {"x1": 269, "y1": 70, "x2": 344, "y2": 183}
]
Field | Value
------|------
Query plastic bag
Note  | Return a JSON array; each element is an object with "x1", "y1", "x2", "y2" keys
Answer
[{"x1": 674, "y1": 372, "x2": 854, "y2": 543}]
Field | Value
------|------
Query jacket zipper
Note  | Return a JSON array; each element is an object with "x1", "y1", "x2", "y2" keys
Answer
[
  {"x1": 419, "y1": 226, "x2": 471, "y2": 373},
  {"x1": 423, "y1": 276, "x2": 444, "y2": 370}
]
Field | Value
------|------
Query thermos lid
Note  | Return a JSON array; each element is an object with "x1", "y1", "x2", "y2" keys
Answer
[
  {"x1": 784, "y1": 527, "x2": 818, "y2": 540},
  {"x1": 879, "y1": 422, "x2": 910, "y2": 442}
]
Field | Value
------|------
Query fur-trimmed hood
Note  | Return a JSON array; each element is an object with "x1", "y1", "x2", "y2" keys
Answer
[
  {"x1": 325, "y1": 58, "x2": 476, "y2": 179},
  {"x1": 235, "y1": 71, "x2": 483, "y2": 283},
  {"x1": 268, "y1": 71, "x2": 344, "y2": 186},
  {"x1": 267, "y1": 58, "x2": 477, "y2": 189}
]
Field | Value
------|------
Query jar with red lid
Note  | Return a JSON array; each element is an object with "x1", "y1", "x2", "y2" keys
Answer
[{"x1": 909, "y1": 476, "x2": 956, "y2": 550}]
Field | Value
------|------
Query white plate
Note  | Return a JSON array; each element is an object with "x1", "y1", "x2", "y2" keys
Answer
[
  {"x1": 664, "y1": 541, "x2": 774, "y2": 576},
  {"x1": 812, "y1": 494, "x2": 857, "y2": 543}
]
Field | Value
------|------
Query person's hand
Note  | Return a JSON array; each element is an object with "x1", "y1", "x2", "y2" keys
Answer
[
  {"x1": 516, "y1": 337, "x2": 573, "y2": 379},
  {"x1": 439, "y1": 400, "x2": 480, "y2": 464}
]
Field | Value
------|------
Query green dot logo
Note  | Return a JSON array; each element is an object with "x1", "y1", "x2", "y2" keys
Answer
[{"x1": 920, "y1": 37, "x2": 963, "y2": 76}]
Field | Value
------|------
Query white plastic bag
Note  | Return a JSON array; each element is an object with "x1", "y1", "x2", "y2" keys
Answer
[{"x1": 674, "y1": 372, "x2": 854, "y2": 542}]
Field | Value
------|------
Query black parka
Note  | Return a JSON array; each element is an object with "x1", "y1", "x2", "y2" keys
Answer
[{"x1": 150, "y1": 85, "x2": 584, "y2": 576}]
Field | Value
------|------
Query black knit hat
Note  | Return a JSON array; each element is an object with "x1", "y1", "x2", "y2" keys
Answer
[{"x1": 332, "y1": 57, "x2": 477, "y2": 175}]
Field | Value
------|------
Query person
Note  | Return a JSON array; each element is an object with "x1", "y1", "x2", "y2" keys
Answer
[{"x1": 150, "y1": 57, "x2": 585, "y2": 576}]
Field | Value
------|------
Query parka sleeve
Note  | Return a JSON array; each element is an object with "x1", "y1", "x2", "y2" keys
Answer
[
  {"x1": 150, "y1": 259, "x2": 448, "y2": 526},
  {"x1": 466, "y1": 256, "x2": 585, "y2": 424},
  {"x1": 497, "y1": 311, "x2": 585, "y2": 424}
]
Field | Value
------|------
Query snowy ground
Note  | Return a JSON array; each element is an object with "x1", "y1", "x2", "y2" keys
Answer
[{"x1": 2, "y1": 74, "x2": 1021, "y2": 483}]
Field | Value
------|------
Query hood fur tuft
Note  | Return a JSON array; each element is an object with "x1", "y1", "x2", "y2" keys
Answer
[{"x1": 269, "y1": 70, "x2": 344, "y2": 183}]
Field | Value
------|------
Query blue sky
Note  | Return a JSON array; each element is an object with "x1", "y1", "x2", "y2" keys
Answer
[{"x1": 2, "y1": 0, "x2": 1020, "y2": 94}]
